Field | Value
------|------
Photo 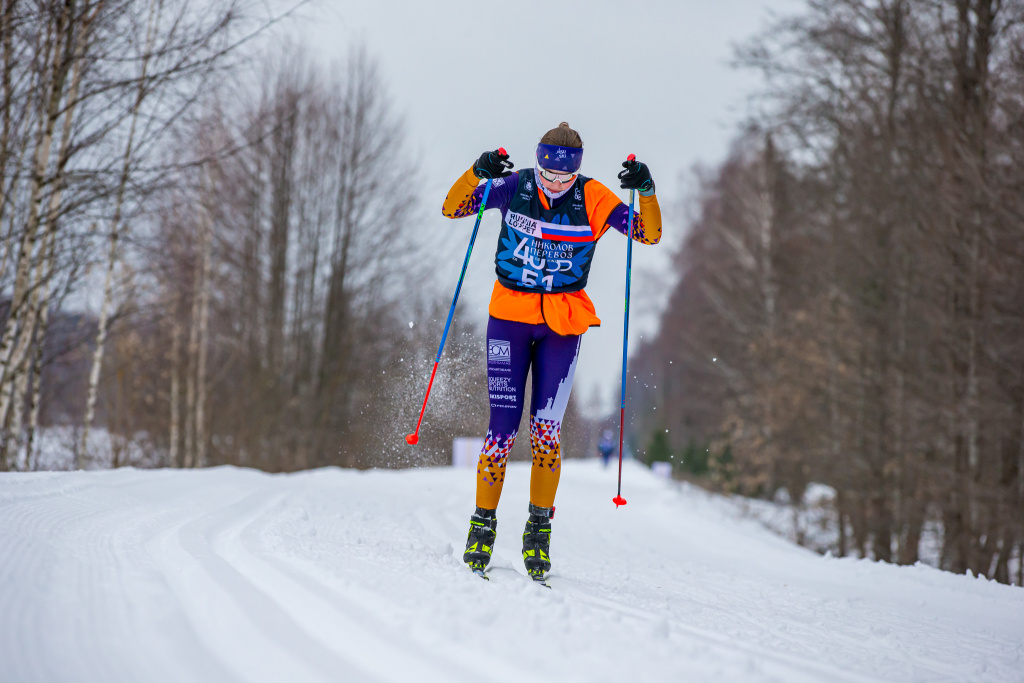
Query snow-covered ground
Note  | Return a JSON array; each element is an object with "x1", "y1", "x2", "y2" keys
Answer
[{"x1": 1, "y1": 460, "x2": 1021, "y2": 682}]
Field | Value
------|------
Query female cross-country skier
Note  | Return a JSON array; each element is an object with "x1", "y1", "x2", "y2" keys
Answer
[{"x1": 441, "y1": 122, "x2": 662, "y2": 583}]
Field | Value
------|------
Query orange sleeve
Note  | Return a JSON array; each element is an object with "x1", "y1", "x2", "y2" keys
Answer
[
  {"x1": 441, "y1": 166, "x2": 481, "y2": 218},
  {"x1": 584, "y1": 179, "x2": 662, "y2": 244},
  {"x1": 636, "y1": 193, "x2": 663, "y2": 244},
  {"x1": 583, "y1": 180, "x2": 623, "y2": 238}
]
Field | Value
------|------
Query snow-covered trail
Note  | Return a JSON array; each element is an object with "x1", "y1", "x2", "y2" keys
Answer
[{"x1": 1, "y1": 461, "x2": 1021, "y2": 683}]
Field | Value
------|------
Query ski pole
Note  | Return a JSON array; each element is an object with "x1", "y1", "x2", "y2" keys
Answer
[
  {"x1": 406, "y1": 165, "x2": 499, "y2": 445},
  {"x1": 613, "y1": 154, "x2": 637, "y2": 508}
]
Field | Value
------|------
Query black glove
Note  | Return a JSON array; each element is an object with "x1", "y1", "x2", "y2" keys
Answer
[
  {"x1": 618, "y1": 155, "x2": 655, "y2": 195},
  {"x1": 473, "y1": 147, "x2": 514, "y2": 179}
]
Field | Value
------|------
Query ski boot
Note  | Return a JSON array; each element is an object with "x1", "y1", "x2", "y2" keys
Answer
[
  {"x1": 522, "y1": 503, "x2": 553, "y2": 585},
  {"x1": 463, "y1": 507, "x2": 497, "y2": 578}
]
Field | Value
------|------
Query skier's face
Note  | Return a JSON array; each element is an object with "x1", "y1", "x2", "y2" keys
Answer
[{"x1": 538, "y1": 166, "x2": 577, "y2": 192}]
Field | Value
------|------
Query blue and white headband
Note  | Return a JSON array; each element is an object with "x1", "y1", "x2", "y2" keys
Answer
[{"x1": 536, "y1": 143, "x2": 583, "y2": 174}]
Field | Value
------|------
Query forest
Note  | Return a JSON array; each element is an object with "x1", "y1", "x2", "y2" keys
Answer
[
  {"x1": 0, "y1": 0, "x2": 584, "y2": 474},
  {"x1": 629, "y1": 0, "x2": 1024, "y2": 585}
]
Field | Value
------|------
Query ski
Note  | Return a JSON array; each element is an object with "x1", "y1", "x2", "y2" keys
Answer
[
  {"x1": 528, "y1": 570, "x2": 551, "y2": 588},
  {"x1": 467, "y1": 564, "x2": 550, "y2": 587}
]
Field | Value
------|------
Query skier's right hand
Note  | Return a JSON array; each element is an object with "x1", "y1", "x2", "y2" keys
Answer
[{"x1": 473, "y1": 148, "x2": 514, "y2": 179}]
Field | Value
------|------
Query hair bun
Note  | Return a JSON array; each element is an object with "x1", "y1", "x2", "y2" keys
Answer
[{"x1": 540, "y1": 122, "x2": 583, "y2": 148}]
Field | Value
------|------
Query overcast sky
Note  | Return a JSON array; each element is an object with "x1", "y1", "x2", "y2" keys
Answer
[{"x1": 299, "y1": 0, "x2": 804, "y2": 414}]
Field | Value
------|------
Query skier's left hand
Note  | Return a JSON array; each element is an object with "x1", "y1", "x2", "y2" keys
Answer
[{"x1": 618, "y1": 157, "x2": 655, "y2": 195}]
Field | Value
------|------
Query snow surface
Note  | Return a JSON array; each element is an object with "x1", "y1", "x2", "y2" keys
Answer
[{"x1": 1, "y1": 460, "x2": 1021, "y2": 682}]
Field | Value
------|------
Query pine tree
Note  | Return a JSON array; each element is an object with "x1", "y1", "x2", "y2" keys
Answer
[{"x1": 645, "y1": 430, "x2": 673, "y2": 467}]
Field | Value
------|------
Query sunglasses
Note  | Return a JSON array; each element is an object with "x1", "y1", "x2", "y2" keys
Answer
[{"x1": 538, "y1": 167, "x2": 577, "y2": 185}]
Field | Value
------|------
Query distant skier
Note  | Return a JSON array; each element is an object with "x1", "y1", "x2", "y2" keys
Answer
[
  {"x1": 598, "y1": 430, "x2": 615, "y2": 468},
  {"x1": 441, "y1": 123, "x2": 662, "y2": 583}
]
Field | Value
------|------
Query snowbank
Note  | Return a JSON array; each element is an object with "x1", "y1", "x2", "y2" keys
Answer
[{"x1": 1, "y1": 460, "x2": 1021, "y2": 682}]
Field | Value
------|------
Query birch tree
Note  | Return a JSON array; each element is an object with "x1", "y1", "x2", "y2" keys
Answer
[{"x1": 76, "y1": 0, "x2": 162, "y2": 467}]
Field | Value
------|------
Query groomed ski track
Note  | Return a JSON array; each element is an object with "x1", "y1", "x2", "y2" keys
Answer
[{"x1": 1, "y1": 460, "x2": 1021, "y2": 682}]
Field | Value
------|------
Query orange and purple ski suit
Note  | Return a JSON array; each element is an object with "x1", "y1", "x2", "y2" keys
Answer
[{"x1": 442, "y1": 164, "x2": 662, "y2": 510}]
